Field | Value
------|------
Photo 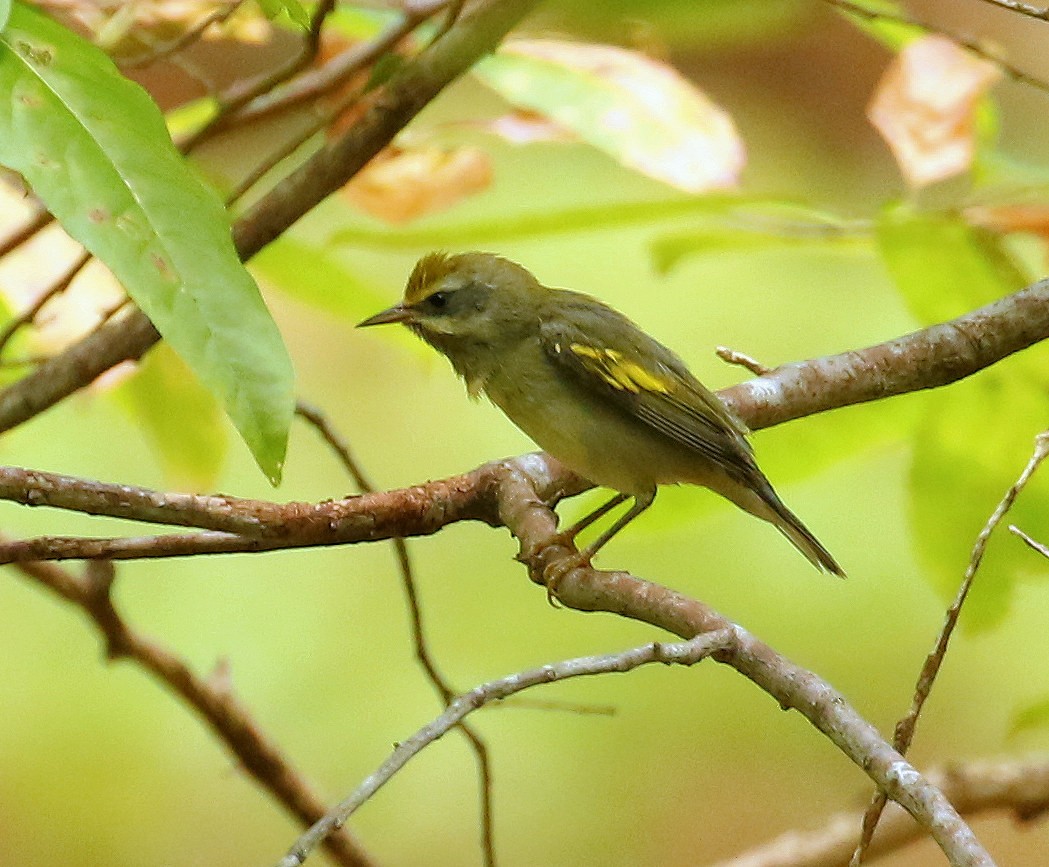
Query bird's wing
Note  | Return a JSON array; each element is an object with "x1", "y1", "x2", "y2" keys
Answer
[{"x1": 538, "y1": 292, "x2": 756, "y2": 481}]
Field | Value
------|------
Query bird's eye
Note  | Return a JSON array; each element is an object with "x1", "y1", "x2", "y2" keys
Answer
[{"x1": 428, "y1": 291, "x2": 448, "y2": 309}]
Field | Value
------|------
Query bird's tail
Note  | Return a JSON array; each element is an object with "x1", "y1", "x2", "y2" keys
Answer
[
  {"x1": 768, "y1": 496, "x2": 845, "y2": 578},
  {"x1": 739, "y1": 476, "x2": 845, "y2": 578}
]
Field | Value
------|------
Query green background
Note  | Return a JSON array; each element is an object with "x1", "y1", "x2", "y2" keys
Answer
[{"x1": 3, "y1": 1, "x2": 1049, "y2": 865}]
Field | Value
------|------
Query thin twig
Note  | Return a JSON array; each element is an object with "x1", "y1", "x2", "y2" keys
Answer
[
  {"x1": 227, "y1": 0, "x2": 449, "y2": 128},
  {"x1": 10, "y1": 552, "x2": 374, "y2": 867},
  {"x1": 849, "y1": 430, "x2": 1049, "y2": 865},
  {"x1": 226, "y1": 1, "x2": 457, "y2": 205},
  {"x1": 0, "y1": 248, "x2": 91, "y2": 357},
  {"x1": 1010, "y1": 523, "x2": 1049, "y2": 558},
  {"x1": 716, "y1": 345, "x2": 771, "y2": 376},
  {"x1": 825, "y1": 0, "x2": 1049, "y2": 95},
  {"x1": 717, "y1": 755, "x2": 1049, "y2": 867},
  {"x1": 974, "y1": 0, "x2": 1049, "y2": 23},
  {"x1": 120, "y1": 1, "x2": 246, "y2": 69},
  {"x1": 295, "y1": 401, "x2": 497, "y2": 867},
  {"x1": 276, "y1": 630, "x2": 734, "y2": 867},
  {"x1": 179, "y1": 0, "x2": 338, "y2": 152}
]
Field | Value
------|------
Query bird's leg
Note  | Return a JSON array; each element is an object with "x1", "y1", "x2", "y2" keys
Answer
[
  {"x1": 556, "y1": 492, "x2": 629, "y2": 545},
  {"x1": 544, "y1": 489, "x2": 656, "y2": 605},
  {"x1": 576, "y1": 489, "x2": 656, "y2": 562}
]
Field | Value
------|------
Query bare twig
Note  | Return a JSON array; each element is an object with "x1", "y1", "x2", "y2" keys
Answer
[
  {"x1": 825, "y1": 0, "x2": 1049, "y2": 94},
  {"x1": 716, "y1": 345, "x2": 771, "y2": 376},
  {"x1": 179, "y1": 0, "x2": 338, "y2": 152},
  {"x1": 10, "y1": 553, "x2": 374, "y2": 867},
  {"x1": 849, "y1": 430, "x2": 1049, "y2": 865},
  {"x1": 491, "y1": 455, "x2": 993, "y2": 867},
  {"x1": 0, "y1": 248, "x2": 91, "y2": 357},
  {"x1": 294, "y1": 401, "x2": 497, "y2": 867},
  {"x1": 226, "y1": 0, "x2": 450, "y2": 128},
  {"x1": 120, "y1": 1, "x2": 246, "y2": 68},
  {"x1": 974, "y1": 0, "x2": 1049, "y2": 23},
  {"x1": 1010, "y1": 523, "x2": 1049, "y2": 558},
  {"x1": 276, "y1": 630, "x2": 735, "y2": 867},
  {"x1": 717, "y1": 755, "x2": 1049, "y2": 867}
]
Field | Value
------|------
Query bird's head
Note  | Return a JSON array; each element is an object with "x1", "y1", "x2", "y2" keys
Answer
[{"x1": 357, "y1": 252, "x2": 544, "y2": 356}]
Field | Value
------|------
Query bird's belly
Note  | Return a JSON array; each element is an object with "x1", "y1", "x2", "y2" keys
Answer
[{"x1": 485, "y1": 372, "x2": 711, "y2": 496}]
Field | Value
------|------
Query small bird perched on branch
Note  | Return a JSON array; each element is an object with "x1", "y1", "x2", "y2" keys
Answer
[{"x1": 358, "y1": 251, "x2": 844, "y2": 578}]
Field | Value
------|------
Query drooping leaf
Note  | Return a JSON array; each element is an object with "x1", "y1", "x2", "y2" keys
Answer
[
  {"x1": 0, "y1": 3, "x2": 294, "y2": 483},
  {"x1": 254, "y1": 0, "x2": 310, "y2": 29},
  {"x1": 868, "y1": 35, "x2": 1001, "y2": 189},
  {"x1": 115, "y1": 342, "x2": 228, "y2": 489},
  {"x1": 341, "y1": 145, "x2": 492, "y2": 223},
  {"x1": 475, "y1": 39, "x2": 745, "y2": 193}
]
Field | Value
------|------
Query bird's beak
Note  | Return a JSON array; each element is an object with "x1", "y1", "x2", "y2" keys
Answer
[{"x1": 357, "y1": 303, "x2": 415, "y2": 328}]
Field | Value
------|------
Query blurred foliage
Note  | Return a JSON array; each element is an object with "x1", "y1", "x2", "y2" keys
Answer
[
  {"x1": 115, "y1": 342, "x2": 228, "y2": 490},
  {"x1": 4, "y1": 2, "x2": 1049, "y2": 866}
]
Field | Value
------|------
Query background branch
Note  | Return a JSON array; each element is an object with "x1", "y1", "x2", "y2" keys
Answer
[
  {"x1": 10, "y1": 553, "x2": 374, "y2": 867},
  {"x1": 717, "y1": 755, "x2": 1049, "y2": 867}
]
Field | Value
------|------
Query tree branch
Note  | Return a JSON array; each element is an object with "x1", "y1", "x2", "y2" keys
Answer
[
  {"x1": 1, "y1": 275, "x2": 1048, "y2": 565},
  {"x1": 718, "y1": 276, "x2": 1049, "y2": 429},
  {"x1": 277, "y1": 631, "x2": 735, "y2": 867},
  {"x1": 716, "y1": 755, "x2": 1049, "y2": 867},
  {"x1": 10, "y1": 554, "x2": 374, "y2": 867},
  {"x1": 488, "y1": 457, "x2": 991, "y2": 866}
]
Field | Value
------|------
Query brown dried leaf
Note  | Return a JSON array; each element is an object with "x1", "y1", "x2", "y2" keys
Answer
[
  {"x1": 341, "y1": 146, "x2": 493, "y2": 223},
  {"x1": 868, "y1": 35, "x2": 1001, "y2": 188},
  {"x1": 475, "y1": 39, "x2": 745, "y2": 193}
]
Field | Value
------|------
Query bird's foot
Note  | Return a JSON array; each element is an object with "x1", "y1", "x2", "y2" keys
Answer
[{"x1": 542, "y1": 550, "x2": 592, "y2": 608}]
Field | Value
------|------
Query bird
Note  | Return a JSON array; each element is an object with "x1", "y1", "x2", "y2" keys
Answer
[{"x1": 357, "y1": 251, "x2": 844, "y2": 578}]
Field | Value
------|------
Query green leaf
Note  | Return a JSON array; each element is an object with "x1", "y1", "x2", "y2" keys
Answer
[
  {"x1": 1011, "y1": 697, "x2": 1049, "y2": 737},
  {"x1": 878, "y1": 204, "x2": 1047, "y2": 629},
  {"x1": 254, "y1": 0, "x2": 310, "y2": 29},
  {"x1": 876, "y1": 204, "x2": 1031, "y2": 323},
  {"x1": 651, "y1": 202, "x2": 873, "y2": 273},
  {"x1": 115, "y1": 343, "x2": 228, "y2": 489},
  {"x1": 833, "y1": 0, "x2": 923, "y2": 50},
  {"x1": 251, "y1": 237, "x2": 388, "y2": 321},
  {"x1": 910, "y1": 369, "x2": 1049, "y2": 631},
  {"x1": 0, "y1": 0, "x2": 10, "y2": 33},
  {"x1": 332, "y1": 196, "x2": 752, "y2": 249},
  {"x1": 164, "y1": 95, "x2": 219, "y2": 139},
  {"x1": 0, "y1": 4, "x2": 294, "y2": 483}
]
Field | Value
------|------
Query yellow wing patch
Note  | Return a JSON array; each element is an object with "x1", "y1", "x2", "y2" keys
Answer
[{"x1": 569, "y1": 343, "x2": 671, "y2": 394}]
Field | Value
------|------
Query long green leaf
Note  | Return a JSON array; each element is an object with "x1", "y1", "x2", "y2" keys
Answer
[{"x1": 0, "y1": 3, "x2": 294, "y2": 482}]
